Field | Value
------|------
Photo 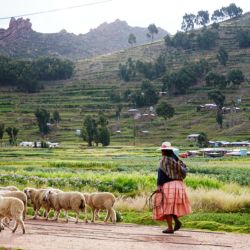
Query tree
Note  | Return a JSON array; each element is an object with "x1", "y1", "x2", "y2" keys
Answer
[
  {"x1": 217, "y1": 47, "x2": 228, "y2": 66},
  {"x1": 208, "y1": 91, "x2": 225, "y2": 108},
  {"x1": 166, "y1": 32, "x2": 192, "y2": 50},
  {"x1": 128, "y1": 33, "x2": 136, "y2": 47},
  {"x1": 236, "y1": 30, "x2": 250, "y2": 48},
  {"x1": 195, "y1": 10, "x2": 210, "y2": 27},
  {"x1": 226, "y1": 3, "x2": 243, "y2": 18},
  {"x1": 197, "y1": 132, "x2": 209, "y2": 148},
  {"x1": 208, "y1": 91, "x2": 225, "y2": 128},
  {"x1": 227, "y1": 69, "x2": 244, "y2": 86},
  {"x1": 81, "y1": 115, "x2": 98, "y2": 147},
  {"x1": 52, "y1": 110, "x2": 61, "y2": 124},
  {"x1": 147, "y1": 24, "x2": 158, "y2": 42},
  {"x1": 0, "y1": 123, "x2": 4, "y2": 145},
  {"x1": 5, "y1": 127, "x2": 19, "y2": 145},
  {"x1": 35, "y1": 108, "x2": 50, "y2": 135},
  {"x1": 181, "y1": 13, "x2": 196, "y2": 31},
  {"x1": 205, "y1": 72, "x2": 227, "y2": 89},
  {"x1": 197, "y1": 29, "x2": 219, "y2": 50},
  {"x1": 156, "y1": 101, "x2": 175, "y2": 132},
  {"x1": 98, "y1": 127, "x2": 110, "y2": 146},
  {"x1": 156, "y1": 102, "x2": 175, "y2": 120},
  {"x1": 115, "y1": 104, "x2": 123, "y2": 120},
  {"x1": 211, "y1": 9, "x2": 225, "y2": 22}
]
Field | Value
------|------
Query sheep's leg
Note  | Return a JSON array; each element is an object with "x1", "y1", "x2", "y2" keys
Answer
[
  {"x1": 65, "y1": 211, "x2": 69, "y2": 223},
  {"x1": 110, "y1": 208, "x2": 117, "y2": 224},
  {"x1": 94, "y1": 209, "x2": 99, "y2": 220},
  {"x1": 33, "y1": 205, "x2": 41, "y2": 219},
  {"x1": 23, "y1": 205, "x2": 26, "y2": 220},
  {"x1": 84, "y1": 206, "x2": 88, "y2": 223},
  {"x1": 45, "y1": 208, "x2": 50, "y2": 220},
  {"x1": 75, "y1": 211, "x2": 79, "y2": 224},
  {"x1": 104, "y1": 209, "x2": 111, "y2": 223},
  {"x1": 0, "y1": 218, "x2": 4, "y2": 232},
  {"x1": 12, "y1": 220, "x2": 19, "y2": 233},
  {"x1": 91, "y1": 209, "x2": 95, "y2": 223},
  {"x1": 53, "y1": 210, "x2": 60, "y2": 221},
  {"x1": 18, "y1": 218, "x2": 26, "y2": 234}
]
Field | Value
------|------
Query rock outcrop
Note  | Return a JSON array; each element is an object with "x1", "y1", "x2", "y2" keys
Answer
[{"x1": 0, "y1": 18, "x2": 168, "y2": 60}]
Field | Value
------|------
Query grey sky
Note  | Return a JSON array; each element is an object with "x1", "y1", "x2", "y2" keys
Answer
[{"x1": 0, "y1": 0, "x2": 249, "y2": 35}]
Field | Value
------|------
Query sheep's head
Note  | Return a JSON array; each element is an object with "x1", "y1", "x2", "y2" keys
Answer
[{"x1": 44, "y1": 189, "x2": 54, "y2": 201}]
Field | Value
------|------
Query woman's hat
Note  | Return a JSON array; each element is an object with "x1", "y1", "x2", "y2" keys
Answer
[
  {"x1": 159, "y1": 141, "x2": 175, "y2": 150},
  {"x1": 159, "y1": 141, "x2": 179, "y2": 156}
]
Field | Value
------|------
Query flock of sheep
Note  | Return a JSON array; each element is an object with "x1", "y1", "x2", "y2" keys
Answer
[{"x1": 0, "y1": 185, "x2": 116, "y2": 234}]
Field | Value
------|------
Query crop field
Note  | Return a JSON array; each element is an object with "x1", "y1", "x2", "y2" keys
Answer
[{"x1": 0, "y1": 145, "x2": 249, "y2": 233}]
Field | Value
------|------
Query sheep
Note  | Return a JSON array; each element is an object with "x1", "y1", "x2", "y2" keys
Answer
[
  {"x1": 83, "y1": 192, "x2": 116, "y2": 224},
  {"x1": 45, "y1": 190, "x2": 87, "y2": 223},
  {"x1": 1, "y1": 191, "x2": 27, "y2": 220},
  {"x1": 24, "y1": 187, "x2": 62, "y2": 220},
  {"x1": 0, "y1": 186, "x2": 19, "y2": 191},
  {"x1": 0, "y1": 196, "x2": 25, "y2": 234}
]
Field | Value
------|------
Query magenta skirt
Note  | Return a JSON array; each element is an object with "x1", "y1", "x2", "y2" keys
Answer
[{"x1": 153, "y1": 181, "x2": 192, "y2": 220}]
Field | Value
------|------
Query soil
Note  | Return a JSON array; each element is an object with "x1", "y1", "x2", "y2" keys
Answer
[{"x1": 0, "y1": 219, "x2": 249, "y2": 250}]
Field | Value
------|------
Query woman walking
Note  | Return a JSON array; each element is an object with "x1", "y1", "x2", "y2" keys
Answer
[{"x1": 153, "y1": 142, "x2": 191, "y2": 234}]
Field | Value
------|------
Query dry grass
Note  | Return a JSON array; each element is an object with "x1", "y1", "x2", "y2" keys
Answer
[{"x1": 114, "y1": 184, "x2": 250, "y2": 213}]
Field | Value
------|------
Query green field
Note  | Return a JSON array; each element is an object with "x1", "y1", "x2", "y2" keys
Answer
[{"x1": 0, "y1": 145, "x2": 249, "y2": 233}]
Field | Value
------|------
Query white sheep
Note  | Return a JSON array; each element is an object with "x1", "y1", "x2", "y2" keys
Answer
[
  {"x1": 45, "y1": 190, "x2": 87, "y2": 223},
  {"x1": 0, "y1": 186, "x2": 19, "y2": 191},
  {"x1": 83, "y1": 192, "x2": 116, "y2": 224},
  {"x1": 24, "y1": 187, "x2": 62, "y2": 220},
  {"x1": 1, "y1": 191, "x2": 27, "y2": 220},
  {"x1": 0, "y1": 196, "x2": 25, "y2": 234}
]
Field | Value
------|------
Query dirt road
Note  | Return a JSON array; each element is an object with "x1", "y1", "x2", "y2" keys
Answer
[{"x1": 0, "y1": 219, "x2": 249, "y2": 250}]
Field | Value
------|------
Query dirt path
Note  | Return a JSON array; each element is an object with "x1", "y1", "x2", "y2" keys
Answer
[{"x1": 0, "y1": 219, "x2": 249, "y2": 250}]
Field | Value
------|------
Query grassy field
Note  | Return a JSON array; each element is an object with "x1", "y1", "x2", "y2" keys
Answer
[{"x1": 0, "y1": 145, "x2": 249, "y2": 233}]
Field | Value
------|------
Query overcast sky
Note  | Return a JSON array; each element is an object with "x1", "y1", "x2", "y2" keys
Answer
[{"x1": 0, "y1": 0, "x2": 249, "y2": 35}]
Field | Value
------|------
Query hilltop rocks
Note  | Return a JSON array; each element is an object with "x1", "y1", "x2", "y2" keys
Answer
[
  {"x1": 0, "y1": 18, "x2": 168, "y2": 60},
  {"x1": 0, "y1": 17, "x2": 32, "y2": 43}
]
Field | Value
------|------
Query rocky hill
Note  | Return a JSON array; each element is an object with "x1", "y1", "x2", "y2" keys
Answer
[{"x1": 0, "y1": 17, "x2": 168, "y2": 60}]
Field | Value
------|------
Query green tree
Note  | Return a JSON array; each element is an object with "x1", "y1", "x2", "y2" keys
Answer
[
  {"x1": 156, "y1": 101, "x2": 175, "y2": 132},
  {"x1": 211, "y1": 9, "x2": 225, "y2": 22},
  {"x1": 208, "y1": 91, "x2": 225, "y2": 128},
  {"x1": 195, "y1": 10, "x2": 210, "y2": 27},
  {"x1": 197, "y1": 29, "x2": 219, "y2": 50},
  {"x1": 181, "y1": 13, "x2": 196, "y2": 31},
  {"x1": 0, "y1": 123, "x2": 4, "y2": 145},
  {"x1": 5, "y1": 127, "x2": 19, "y2": 145},
  {"x1": 52, "y1": 110, "x2": 61, "y2": 124},
  {"x1": 147, "y1": 24, "x2": 158, "y2": 42},
  {"x1": 115, "y1": 104, "x2": 123, "y2": 120},
  {"x1": 236, "y1": 30, "x2": 250, "y2": 48},
  {"x1": 197, "y1": 132, "x2": 209, "y2": 148},
  {"x1": 227, "y1": 69, "x2": 244, "y2": 86},
  {"x1": 128, "y1": 33, "x2": 136, "y2": 47},
  {"x1": 81, "y1": 115, "x2": 98, "y2": 147},
  {"x1": 156, "y1": 102, "x2": 175, "y2": 120},
  {"x1": 205, "y1": 72, "x2": 227, "y2": 89},
  {"x1": 225, "y1": 3, "x2": 243, "y2": 18},
  {"x1": 165, "y1": 32, "x2": 192, "y2": 50},
  {"x1": 98, "y1": 127, "x2": 110, "y2": 146},
  {"x1": 35, "y1": 108, "x2": 50, "y2": 135},
  {"x1": 217, "y1": 47, "x2": 228, "y2": 66},
  {"x1": 208, "y1": 91, "x2": 225, "y2": 108}
]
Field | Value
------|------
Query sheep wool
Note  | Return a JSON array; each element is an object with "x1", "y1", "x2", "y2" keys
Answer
[
  {"x1": 0, "y1": 196, "x2": 25, "y2": 234},
  {"x1": 84, "y1": 192, "x2": 116, "y2": 224},
  {"x1": 45, "y1": 191, "x2": 87, "y2": 223},
  {"x1": 1, "y1": 191, "x2": 27, "y2": 220}
]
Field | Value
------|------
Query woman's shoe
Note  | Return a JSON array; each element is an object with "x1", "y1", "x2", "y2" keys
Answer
[
  {"x1": 162, "y1": 228, "x2": 174, "y2": 234},
  {"x1": 174, "y1": 219, "x2": 182, "y2": 231}
]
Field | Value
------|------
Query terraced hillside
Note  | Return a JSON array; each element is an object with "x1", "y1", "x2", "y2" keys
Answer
[{"x1": 0, "y1": 13, "x2": 250, "y2": 147}]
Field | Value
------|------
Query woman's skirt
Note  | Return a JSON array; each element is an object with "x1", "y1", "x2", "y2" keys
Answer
[{"x1": 153, "y1": 180, "x2": 192, "y2": 220}]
